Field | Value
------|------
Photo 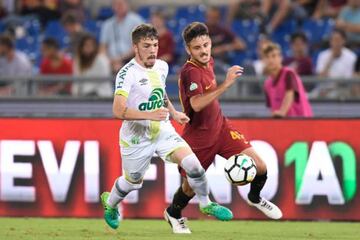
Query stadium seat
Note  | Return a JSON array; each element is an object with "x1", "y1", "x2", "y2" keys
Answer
[
  {"x1": 270, "y1": 19, "x2": 297, "y2": 55},
  {"x1": 217, "y1": 5, "x2": 229, "y2": 23},
  {"x1": 23, "y1": 18, "x2": 41, "y2": 37},
  {"x1": 137, "y1": 5, "x2": 165, "y2": 21},
  {"x1": 229, "y1": 51, "x2": 247, "y2": 66},
  {"x1": 302, "y1": 18, "x2": 335, "y2": 46},
  {"x1": 84, "y1": 20, "x2": 102, "y2": 41},
  {"x1": 167, "y1": 18, "x2": 188, "y2": 57},
  {"x1": 0, "y1": 20, "x2": 4, "y2": 33},
  {"x1": 231, "y1": 20, "x2": 260, "y2": 60},
  {"x1": 137, "y1": 6, "x2": 151, "y2": 20},
  {"x1": 15, "y1": 36, "x2": 41, "y2": 65},
  {"x1": 175, "y1": 5, "x2": 206, "y2": 23},
  {"x1": 44, "y1": 20, "x2": 68, "y2": 49},
  {"x1": 97, "y1": 7, "x2": 113, "y2": 20}
]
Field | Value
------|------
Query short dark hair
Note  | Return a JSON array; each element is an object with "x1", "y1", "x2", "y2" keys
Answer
[
  {"x1": 42, "y1": 37, "x2": 60, "y2": 50},
  {"x1": 61, "y1": 11, "x2": 81, "y2": 26},
  {"x1": 0, "y1": 34, "x2": 14, "y2": 49},
  {"x1": 332, "y1": 28, "x2": 347, "y2": 40},
  {"x1": 290, "y1": 32, "x2": 308, "y2": 43},
  {"x1": 262, "y1": 42, "x2": 282, "y2": 56},
  {"x1": 182, "y1": 22, "x2": 209, "y2": 45},
  {"x1": 132, "y1": 24, "x2": 158, "y2": 44}
]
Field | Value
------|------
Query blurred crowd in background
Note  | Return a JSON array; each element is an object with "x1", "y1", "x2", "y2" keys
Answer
[{"x1": 0, "y1": 0, "x2": 359, "y2": 98}]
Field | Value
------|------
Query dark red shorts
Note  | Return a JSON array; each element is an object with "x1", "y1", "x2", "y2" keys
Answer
[{"x1": 180, "y1": 122, "x2": 251, "y2": 176}]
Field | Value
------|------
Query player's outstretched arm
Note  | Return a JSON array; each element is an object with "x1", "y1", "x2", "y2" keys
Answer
[
  {"x1": 272, "y1": 89, "x2": 295, "y2": 118},
  {"x1": 190, "y1": 65, "x2": 243, "y2": 112},
  {"x1": 165, "y1": 95, "x2": 190, "y2": 125},
  {"x1": 113, "y1": 95, "x2": 168, "y2": 121}
]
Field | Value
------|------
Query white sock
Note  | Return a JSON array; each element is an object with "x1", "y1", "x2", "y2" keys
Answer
[
  {"x1": 181, "y1": 154, "x2": 211, "y2": 208},
  {"x1": 187, "y1": 174, "x2": 211, "y2": 208},
  {"x1": 107, "y1": 176, "x2": 142, "y2": 208}
]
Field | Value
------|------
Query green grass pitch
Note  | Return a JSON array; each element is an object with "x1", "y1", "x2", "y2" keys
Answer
[{"x1": 0, "y1": 218, "x2": 359, "y2": 240}]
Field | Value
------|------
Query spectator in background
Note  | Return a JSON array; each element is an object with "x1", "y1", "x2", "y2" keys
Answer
[
  {"x1": 313, "y1": 0, "x2": 348, "y2": 19},
  {"x1": 0, "y1": 2, "x2": 7, "y2": 19},
  {"x1": 291, "y1": 0, "x2": 321, "y2": 20},
  {"x1": 0, "y1": 34, "x2": 33, "y2": 95},
  {"x1": 18, "y1": 0, "x2": 60, "y2": 29},
  {"x1": 316, "y1": 29, "x2": 357, "y2": 78},
  {"x1": 260, "y1": 0, "x2": 291, "y2": 34},
  {"x1": 1, "y1": 0, "x2": 16, "y2": 18},
  {"x1": 263, "y1": 42, "x2": 313, "y2": 118},
  {"x1": 61, "y1": 10, "x2": 89, "y2": 56},
  {"x1": 206, "y1": 6, "x2": 246, "y2": 73},
  {"x1": 314, "y1": 29, "x2": 357, "y2": 98},
  {"x1": 100, "y1": 0, "x2": 143, "y2": 73},
  {"x1": 336, "y1": 0, "x2": 360, "y2": 47},
  {"x1": 150, "y1": 11, "x2": 175, "y2": 64},
  {"x1": 59, "y1": 0, "x2": 86, "y2": 22},
  {"x1": 245, "y1": 35, "x2": 272, "y2": 76},
  {"x1": 227, "y1": 0, "x2": 262, "y2": 24},
  {"x1": 73, "y1": 34, "x2": 112, "y2": 97},
  {"x1": 283, "y1": 32, "x2": 313, "y2": 75},
  {"x1": 40, "y1": 37, "x2": 73, "y2": 95}
]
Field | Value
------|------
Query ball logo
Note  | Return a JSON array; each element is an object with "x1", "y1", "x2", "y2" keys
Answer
[{"x1": 138, "y1": 88, "x2": 164, "y2": 111}]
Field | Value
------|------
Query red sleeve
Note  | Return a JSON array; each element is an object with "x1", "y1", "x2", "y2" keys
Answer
[
  {"x1": 40, "y1": 59, "x2": 48, "y2": 74},
  {"x1": 284, "y1": 70, "x2": 300, "y2": 102},
  {"x1": 64, "y1": 58, "x2": 73, "y2": 74},
  {"x1": 301, "y1": 57, "x2": 313, "y2": 75},
  {"x1": 183, "y1": 68, "x2": 203, "y2": 98}
]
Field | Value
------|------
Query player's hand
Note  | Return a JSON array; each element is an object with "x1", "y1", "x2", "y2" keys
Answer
[
  {"x1": 272, "y1": 110, "x2": 285, "y2": 118},
  {"x1": 149, "y1": 108, "x2": 169, "y2": 121},
  {"x1": 223, "y1": 65, "x2": 244, "y2": 89},
  {"x1": 172, "y1": 111, "x2": 190, "y2": 125}
]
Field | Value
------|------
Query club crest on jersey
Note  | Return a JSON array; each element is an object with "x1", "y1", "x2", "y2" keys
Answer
[
  {"x1": 190, "y1": 82, "x2": 198, "y2": 91},
  {"x1": 138, "y1": 88, "x2": 164, "y2": 111}
]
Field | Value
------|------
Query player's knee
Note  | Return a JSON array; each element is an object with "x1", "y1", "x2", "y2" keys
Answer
[
  {"x1": 180, "y1": 153, "x2": 205, "y2": 178},
  {"x1": 119, "y1": 176, "x2": 143, "y2": 191},
  {"x1": 125, "y1": 172, "x2": 144, "y2": 185},
  {"x1": 188, "y1": 167, "x2": 205, "y2": 178},
  {"x1": 243, "y1": 151, "x2": 267, "y2": 175}
]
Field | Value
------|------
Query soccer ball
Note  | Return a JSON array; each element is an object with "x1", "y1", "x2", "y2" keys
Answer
[{"x1": 224, "y1": 154, "x2": 257, "y2": 186}]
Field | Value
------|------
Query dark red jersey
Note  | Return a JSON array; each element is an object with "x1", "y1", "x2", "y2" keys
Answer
[{"x1": 178, "y1": 57, "x2": 225, "y2": 148}]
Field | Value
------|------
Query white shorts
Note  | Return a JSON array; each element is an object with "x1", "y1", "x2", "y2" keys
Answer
[{"x1": 120, "y1": 124, "x2": 188, "y2": 182}]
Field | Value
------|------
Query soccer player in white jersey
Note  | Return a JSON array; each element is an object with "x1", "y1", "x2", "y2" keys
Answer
[{"x1": 100, "y1": 24, "x2": 233, "y2": 232}]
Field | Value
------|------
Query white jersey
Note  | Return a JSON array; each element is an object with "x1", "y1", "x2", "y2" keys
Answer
[{"x1": 114, "y1": 58, "x2": 172, "y2": 146}]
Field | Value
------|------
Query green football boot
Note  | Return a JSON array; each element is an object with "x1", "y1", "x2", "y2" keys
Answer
[
  {"x1": 200, "y1": 202, "x2": 233, "y2": 221},
  {"x1": 100, "y1": 192, "x2": 120, "y2": 229}
]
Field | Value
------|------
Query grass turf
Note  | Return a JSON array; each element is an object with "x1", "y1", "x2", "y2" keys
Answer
[{"x1": 0, "y1": 218, "x2": 359, "y2": 240}]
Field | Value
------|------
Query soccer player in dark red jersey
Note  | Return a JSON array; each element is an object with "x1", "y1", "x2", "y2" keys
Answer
[{"x1": 164, "y1": 22, "x2": 282, "y2": 234}]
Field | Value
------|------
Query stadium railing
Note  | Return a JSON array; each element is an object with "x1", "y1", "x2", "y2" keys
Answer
[
  {"x1": 0, "y1": 75, "x2": 359, "y2": 118},
  {"x1": 0, "y1": 75, "x2": 359, "y2": 100}
]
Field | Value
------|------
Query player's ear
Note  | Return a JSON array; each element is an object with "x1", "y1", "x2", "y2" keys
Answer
[
  {"x1": 185, "y1": 45, "x2": 191, "y2": 55},
  {"x1": 133, "y1": 43, "x2": 138, "y2": 55}
]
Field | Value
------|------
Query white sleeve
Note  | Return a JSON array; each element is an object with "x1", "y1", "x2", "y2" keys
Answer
[
  {"x1": 350, "y1": 53, "x2": 357, "y2": 76},
  {"x1": 97, "y1": 54, "x2": 111, "y2": 76},
  {"x1": 100, "y1": 20, "x2": 111, "y2": 45},
  {"x1": 114, "y1": 66, "x2": 134, "y2": 97},
  {"x1": 316, "y1": 51, "x2": 327, "y2": 75}
]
